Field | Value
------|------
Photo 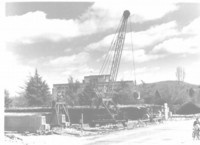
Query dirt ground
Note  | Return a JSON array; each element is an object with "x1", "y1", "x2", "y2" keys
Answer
[{"x1": 4, "y1": 119, "x2": 200, "y2": 145}]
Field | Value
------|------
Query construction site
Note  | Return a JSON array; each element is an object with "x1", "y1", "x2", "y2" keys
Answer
[{"x1": 4, "y1": 8, "x2": 200, "y2": 145}]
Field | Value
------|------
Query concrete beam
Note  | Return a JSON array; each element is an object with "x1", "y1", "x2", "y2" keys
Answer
[{"x1": 5, "y1": 113, "x2": 49, "y2": 133}]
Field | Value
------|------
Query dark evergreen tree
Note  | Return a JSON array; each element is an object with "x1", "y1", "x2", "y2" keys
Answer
[
  {"x1": 197, "y1": 90, "x2": 200, "y2": 104},
  {"x1": 154, "y1": 90, "x2": 164, "y2": 105},
  {"x1": 24, "y1": 69, "x2": 51, "y2": 106},
  {"x1": 65, "y1": 76, "x2": 81, "y2": 106},
  {"x1": 79, "y1": 83, "x2": 95, "y2": 106},
  {"x1": 189, "y1": 88, "x2": 195, "y2": 98},
  {"x1": 4, "y1": 89, "x2": 12, "y2": 108}
]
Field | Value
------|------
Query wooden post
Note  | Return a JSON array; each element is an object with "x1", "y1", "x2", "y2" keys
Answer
[
  {"x1": 81, "y1": 113, "x2": 84, "y2": 136},
  {"x1": 164, "y1": 103, "x2": 169, "y2": 120}
]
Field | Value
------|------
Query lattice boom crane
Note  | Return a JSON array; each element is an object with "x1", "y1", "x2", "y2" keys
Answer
[{"x1": 91, "y1": 10, "x2": 131, "y2": 127}]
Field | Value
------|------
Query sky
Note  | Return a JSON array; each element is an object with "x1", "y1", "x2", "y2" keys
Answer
[{"x1": 2, "y1": 0, "x2": 200, "y2": 96}]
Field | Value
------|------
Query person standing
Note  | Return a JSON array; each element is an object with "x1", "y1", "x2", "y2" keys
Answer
[
  {"x1": 193, "y1": 117, "x2": 200, "y2": 128},
  {"x1": 193, "y1": 117, "x2": 200, "y2": 140}
]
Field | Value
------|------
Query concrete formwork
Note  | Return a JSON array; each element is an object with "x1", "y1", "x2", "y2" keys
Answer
[
  {"x1": 4, "y1": 113, "x2": 49, "y2": 132},
  {"x1": 5, "y1": 104, "x2": 164, "y2": 126}
]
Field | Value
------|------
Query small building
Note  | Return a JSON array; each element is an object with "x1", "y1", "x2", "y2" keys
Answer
[{"x1": 83, "y1": 75, "x2": 110, "y2": 84}]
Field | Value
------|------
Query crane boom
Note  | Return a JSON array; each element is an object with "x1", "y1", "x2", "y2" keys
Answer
[{"x1": 109, "y1": 10, "x2": 130, "y2": 88}]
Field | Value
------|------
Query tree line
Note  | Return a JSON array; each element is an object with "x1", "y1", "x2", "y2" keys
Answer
[
  {"x1": 4, "y1": 69, "x2": 143, "y2": 108},
  {"x1": 4, "y1": 68, "x2": 199, "y2": 109}
]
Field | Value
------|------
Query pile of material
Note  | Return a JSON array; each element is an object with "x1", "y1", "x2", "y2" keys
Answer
[
  {"x1": 176, "y1": 102, "x2": 200, "y2": 115},
  {"x1": 4, "y1": 134, "x2": 25, "y2": 145},
  {"x1": 52, "y1": 124, "x2": 125, "y2": 136}
]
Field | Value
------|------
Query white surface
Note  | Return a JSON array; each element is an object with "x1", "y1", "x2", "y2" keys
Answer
[{"x1": 5, "y1": 119, "x2": 200, "y2": 145}]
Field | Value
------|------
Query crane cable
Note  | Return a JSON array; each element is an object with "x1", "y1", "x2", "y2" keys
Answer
[
  {"x1": 99, "y1": 17, "x2": 123, "y2": 76},
  {"x1": 129, "y1": 16, "x2": 137, "y2": 86}
]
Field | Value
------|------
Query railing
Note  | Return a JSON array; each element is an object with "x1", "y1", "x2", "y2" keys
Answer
[{"x1": 172, "y1": 114, "x2": 200, "y2": 119}]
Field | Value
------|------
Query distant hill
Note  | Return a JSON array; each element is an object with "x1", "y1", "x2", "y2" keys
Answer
[{"x1": 136, "y1": 81, "x2": 200, "y2": 112}]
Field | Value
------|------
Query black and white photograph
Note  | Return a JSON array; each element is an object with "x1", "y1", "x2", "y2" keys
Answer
[{"x1": 2, "y1": 0, "x2": 200, "y2": 144}]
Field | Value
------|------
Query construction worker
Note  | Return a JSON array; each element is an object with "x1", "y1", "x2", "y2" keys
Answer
[
  {"x1": 193, "y1": 117, "x2": 200, "y2": 129},
  {"x1": 193, "y1": 117, "x2": 200, "y2": 139}
]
